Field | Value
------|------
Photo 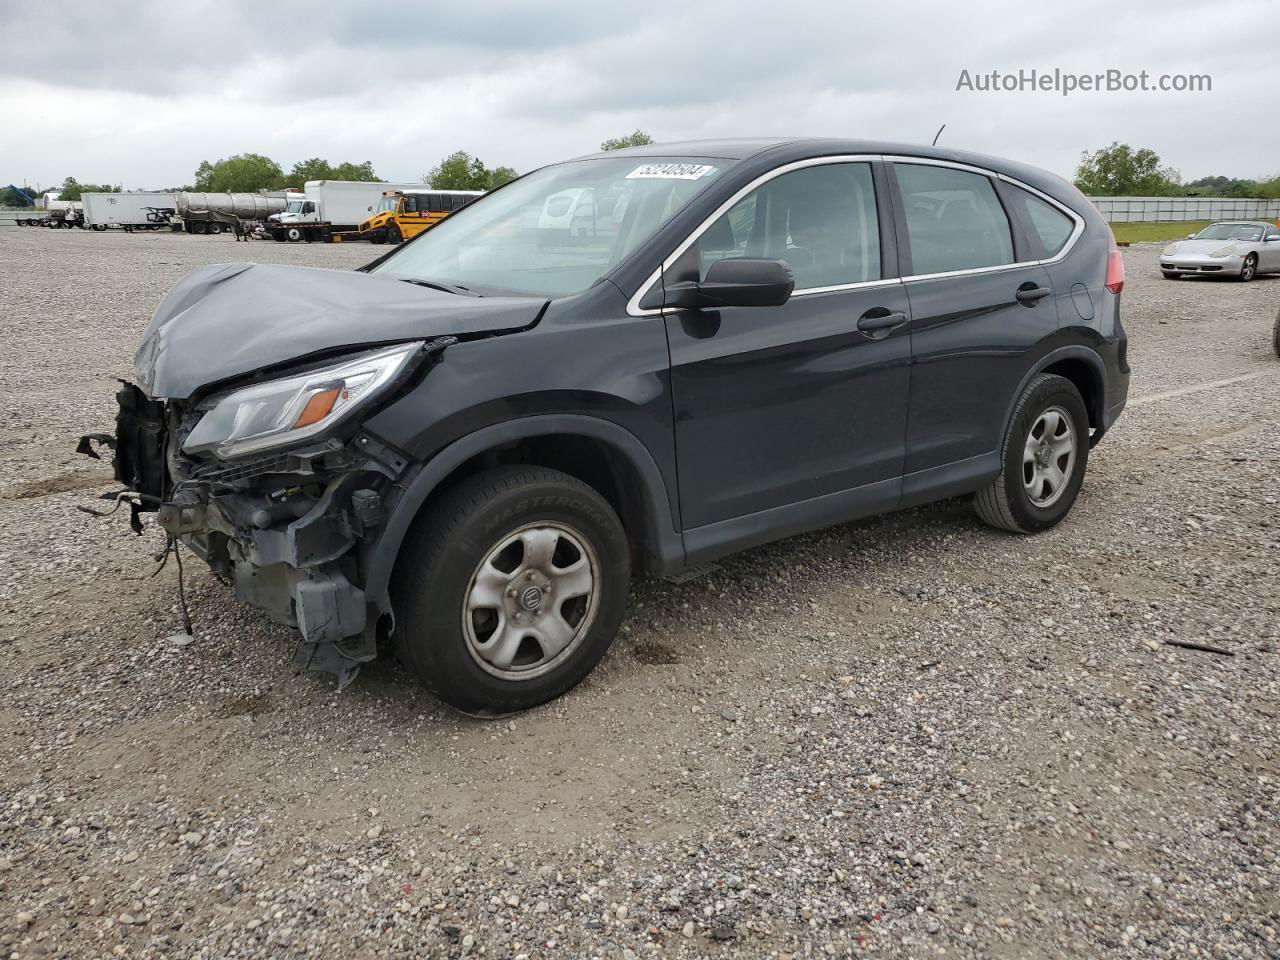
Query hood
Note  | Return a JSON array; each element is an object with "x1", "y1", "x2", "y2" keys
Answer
[
  {"x1": 1169, "y1": 238, "x2": 1249, "y2": 255},
  {"x1": 134, "y1": 263, "x2": 547, "y2": 399}
]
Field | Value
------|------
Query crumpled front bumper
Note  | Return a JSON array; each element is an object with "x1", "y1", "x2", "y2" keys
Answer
[{"x1": 87, "y1": 382, "x2": 405, "y2": 688}]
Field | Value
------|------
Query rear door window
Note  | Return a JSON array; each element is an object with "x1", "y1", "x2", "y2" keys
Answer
[{"x1": 894, "y1": 163, "x2": 1014, "y2": 275}]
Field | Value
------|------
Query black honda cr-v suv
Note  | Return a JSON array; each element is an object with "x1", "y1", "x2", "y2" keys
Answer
[{"x1": 90, "y1": 139, "x2": 1129, "y2": 713}]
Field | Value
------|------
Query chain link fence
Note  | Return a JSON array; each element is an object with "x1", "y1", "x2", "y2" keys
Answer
[{"x1": 1088, "y1": 196, "x2": 1280, "y2": 223}]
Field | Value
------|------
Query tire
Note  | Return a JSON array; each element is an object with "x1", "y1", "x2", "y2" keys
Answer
[
  {"x1": 207, "y1": 222, "x2": 222, "y2": 235},
  {"x1": 1162, "y1": 272, "x2": 1181, "y2": 280},
  {"x1": 286, "y1": 226, "x2": 302, "y2": 242},
  {"x1": 391, "y1": 465, "x2": 631, "y2": 715},
  {"x1": 386, "y1": 223, "x2": 402, "y2": 244},
  {"x1": 1240, "y1": 254, "x2": 1257, "y2": 282},
  {"x1": 974, "y1": 373, "x2": 1090, "y2": 534},
  {"x1": 1272, "y1": 308, "x2": 1280, "y2": 359},
  {"x1": 190, "y1": 221, "x2": 207, "y2": 235}
]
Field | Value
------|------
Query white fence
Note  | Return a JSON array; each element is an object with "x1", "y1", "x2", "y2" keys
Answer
[{"x1": 1089, "y1": 196, "x2": 1280, "y2": 223}]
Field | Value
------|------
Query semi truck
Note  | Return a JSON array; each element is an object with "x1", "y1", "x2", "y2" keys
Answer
[
  {"x1": 262, "y1": 180, "x2": 424, "y2": 242},
  {"x1": 82, "y1": 192, "x2": 175, "y2": 231},
  {"x1": 173, "y1": 191, "x2": 291, "y2": 235},
  {"x1": 347, "y1": 188, "x2": 483, "y2": 244}
]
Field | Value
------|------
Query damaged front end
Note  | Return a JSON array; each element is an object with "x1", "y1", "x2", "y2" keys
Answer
[{"x1": 82, "y1": 338, "x2": 453, "y2": 688}]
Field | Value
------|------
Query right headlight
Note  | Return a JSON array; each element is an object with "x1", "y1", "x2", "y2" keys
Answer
[
  {"x1": 1210, "y1": 245, "x2": 1239, "y2": 258},
  {"x1": 183, "y1": 341, "x2": 424, "y2": 459}
]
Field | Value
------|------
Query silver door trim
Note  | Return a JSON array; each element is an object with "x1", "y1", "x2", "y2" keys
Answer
[{"x1": 625, "y1": 153, "x2": 1087, "y2": 316}]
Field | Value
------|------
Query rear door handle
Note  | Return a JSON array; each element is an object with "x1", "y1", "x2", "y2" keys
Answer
[
  {"x1": 856, "y1": 310, "x2": 909, "y2": 338},
  {"x1": 1015, "y1": 284, "x2": 1052, "y2": 305}
]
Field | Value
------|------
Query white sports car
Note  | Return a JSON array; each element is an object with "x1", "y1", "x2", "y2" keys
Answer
[{"x1": 1159, "y1": 221, "x2": 1280, "y2": 281}]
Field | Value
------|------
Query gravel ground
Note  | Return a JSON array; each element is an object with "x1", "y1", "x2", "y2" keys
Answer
[{"x1": 0, "y1": 228, "x2": 1277, "y2": 959}]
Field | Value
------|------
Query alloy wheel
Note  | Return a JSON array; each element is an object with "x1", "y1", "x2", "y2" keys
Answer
[{"x1": 1023, "y1": 405, "x2": 1077, "y2": 508}]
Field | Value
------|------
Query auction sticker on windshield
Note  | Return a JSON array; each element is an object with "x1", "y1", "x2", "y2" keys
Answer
[{"x1": 625, "y1": 163, "x2": 717, "y2": 180}]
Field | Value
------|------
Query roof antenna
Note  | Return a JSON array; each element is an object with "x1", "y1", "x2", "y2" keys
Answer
[{"x1": 931, "y1": 123, "x2": 946, "y2": 146}]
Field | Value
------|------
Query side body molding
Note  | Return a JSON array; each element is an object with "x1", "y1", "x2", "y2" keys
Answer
[{"x1": 364, "y1": 414, "x2": 686, "y2": 601}]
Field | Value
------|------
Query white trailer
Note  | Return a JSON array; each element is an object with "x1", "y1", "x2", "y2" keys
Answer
[
  {"x1": 264, "y1": 180, "x2": 422, "y2": 242},
  {"x1": 82, "y1": 192, "x2": 175, "y2": 231}
]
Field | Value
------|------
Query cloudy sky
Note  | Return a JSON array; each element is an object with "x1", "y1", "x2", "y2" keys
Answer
[{"x1": 2, "y1": 0, "x2": 1274, "y2": 192}]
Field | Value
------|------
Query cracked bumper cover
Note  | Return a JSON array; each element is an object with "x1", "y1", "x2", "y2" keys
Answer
[
  {"x1": 162, "y1": 491, "x2": 375, "y2": 684},
  {"x1": 159, "y1": 453, "x2": 400, "y2": 687},
  {"x1": 99, "y1": 375, "x2": 410, "y2": 689}
]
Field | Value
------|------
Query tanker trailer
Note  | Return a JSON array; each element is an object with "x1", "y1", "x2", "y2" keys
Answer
[{"x1": 173, "y1": 192, "x2": 290, "y2": 235}]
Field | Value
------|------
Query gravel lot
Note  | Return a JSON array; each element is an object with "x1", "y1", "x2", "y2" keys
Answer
[{"x1": 1, "y1": 228, "x2": 1278, "y2": 959}]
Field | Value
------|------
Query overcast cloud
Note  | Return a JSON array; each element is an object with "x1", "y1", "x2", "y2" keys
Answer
[{"x1": 2, "y1": 0, "x2": 1274, "y2": 191}]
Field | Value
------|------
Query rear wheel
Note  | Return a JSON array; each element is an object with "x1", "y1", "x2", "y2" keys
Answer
[
  {"x1": 391, "y1": 466, "x2": 631, "y2": 715},
  {"x1": 975, "y1": 373, "x2": 1089, "y2": 534},
  {"x1": 207, "y1": 222, "x2": 222, "y2": 235},
  {"x1": 190, "y1": 221, "x2": 207, "y2": 235},
  {"x1": 1272, "y1": 308, "x2": 1280, "y2": 358},
  {"x1": 1240, "y1": 254, "x2": 1257, "y2": 281}
]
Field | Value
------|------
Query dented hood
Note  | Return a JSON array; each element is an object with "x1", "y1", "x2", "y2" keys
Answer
[{"x1": 134, "y1": 263, "x2": 547, "y2": 398}]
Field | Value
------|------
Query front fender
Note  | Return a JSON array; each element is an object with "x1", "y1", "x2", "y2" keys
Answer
[{"x1": 363, "y1": 414, "x2": 685, "y2": 604}]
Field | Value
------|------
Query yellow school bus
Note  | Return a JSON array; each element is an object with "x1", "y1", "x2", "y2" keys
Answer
[{"x1": 356, "y1": 189, "x2": 483, "y2": 244}]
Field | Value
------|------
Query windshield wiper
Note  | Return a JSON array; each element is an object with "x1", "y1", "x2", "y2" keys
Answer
[{"x1": 399, "y1": 277, "x2": 479, "y2": 297}]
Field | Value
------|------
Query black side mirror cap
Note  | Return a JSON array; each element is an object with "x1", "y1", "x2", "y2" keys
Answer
[{"x1": 664, "y1": 258, "x2": 795, "y2": 310}]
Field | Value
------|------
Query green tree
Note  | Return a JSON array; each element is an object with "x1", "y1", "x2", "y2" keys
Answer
[
  {"x1": 1183, "y1": 175, "x2": 1262, "y2": 198},
  {"x1": 1073, "y1": 143, "x2": 1181, "y2": 196},
  {"x1": 191, "y1": 153, "x2": 284, "y2": 193},
  {"x1": 488, "y1": 165, "x2": 518, "y2": 188},
  {"x1": 600, "y1": 129, "x2": 654, "y2": 151},
  {"x1": 283, "y1": 158, "x2": 380, "y2": 188},
  {"x1": 330, "y1": 160, "x2": 379, "y2": 182},
  {"x1": 1258, "y1": 175, "x2": 1280, "y2": 200},
  {"x1": 0, "y1": 186, "x2": 32, "y2": 207},
  {"x1": 57, "y1": 176, "x2": 122, "y2": 200},
  {"x1": 424, "y1": 151, "x2": 515, "y2": 191}
]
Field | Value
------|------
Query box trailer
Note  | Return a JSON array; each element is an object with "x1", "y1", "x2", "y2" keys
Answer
[
  {"x1": 263, "y1": 180, "x2": 423, "y2": 242},
  {"x1": 82, "y1": 192, "x2": 176, "y2": 231}
]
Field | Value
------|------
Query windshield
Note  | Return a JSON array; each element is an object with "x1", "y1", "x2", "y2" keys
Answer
[
  {"x1": 371, "y1": 157, "x2": 732, "y2": 297},
  {"x1": 1195, "y1": 222, "x2": 1264, "y2": 241},
  {"x1": 286, "y1": 200, "x2": 304, "y2": 214},
  {"x1": 376, "y1": 195, "x2": 399, "y2": 214}
]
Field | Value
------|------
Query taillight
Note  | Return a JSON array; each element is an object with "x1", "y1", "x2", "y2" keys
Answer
[{"x1": 1104, "y1": 232, "x2": 1125, "y2": 294}]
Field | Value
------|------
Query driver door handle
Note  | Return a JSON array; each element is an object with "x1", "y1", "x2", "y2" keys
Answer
[{"x1": 856, "y1": 310, "x2": 909, "y2": 336}]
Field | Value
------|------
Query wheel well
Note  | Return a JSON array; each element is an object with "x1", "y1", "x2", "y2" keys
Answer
[
  {"x1": 1041, "y1": 357, "x2": 1101, "y2": 431},
  {"x1": 429, "y1": 433, "x2": 658, "y2": 573}
]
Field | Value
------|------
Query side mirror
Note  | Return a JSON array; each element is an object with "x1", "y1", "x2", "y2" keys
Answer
[
  {"x1": 664, "y1": 258, "x2": 795, "y2": 309},
  {"x1": 1186, "y1": 233, "x2": 1196, "y2": 239}
]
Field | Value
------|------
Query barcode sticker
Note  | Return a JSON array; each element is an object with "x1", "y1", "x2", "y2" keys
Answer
[{"x1": 625, "y1": 163, "x2": 716, "y2": 181}]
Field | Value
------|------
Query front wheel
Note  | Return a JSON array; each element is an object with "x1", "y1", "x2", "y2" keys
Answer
[
  {"x1": 386, "y1": 223, "x2": 402, "y2": 244},
  {"x1": 392, "y1": 466, "x2": 631, "y2": 715},
  {"x1": 1272, "y1": 307, "x2": 1280, "y2": 358},
  {"x1": 975, "y1": 373, "x2": 1090, "y2": 534},
  {"x1": 1240, "y1": 254, "x2": 1257, "y2": 282},
  {"x1": 1162, "y1": 271, "x2": 1181, "y2": 280}
]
